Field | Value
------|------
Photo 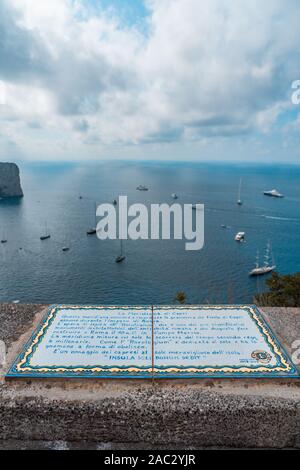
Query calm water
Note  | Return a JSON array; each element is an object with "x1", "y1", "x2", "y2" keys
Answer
[{"x1": 0, "y1": 161, "x2": 299, "y2": 305}]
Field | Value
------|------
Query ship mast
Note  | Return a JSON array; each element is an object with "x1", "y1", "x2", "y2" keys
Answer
[
  {"x1": 255, "y1": 250, "x2": 260, "y2": 269},
  {"x1": 264, "y1": 241, "x2": 271, "y2": 268}
]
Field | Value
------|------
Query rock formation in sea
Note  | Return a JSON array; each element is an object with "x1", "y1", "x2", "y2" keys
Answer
[{"x1": 0, "y1": 162, "x2": 23, "y2": 198}]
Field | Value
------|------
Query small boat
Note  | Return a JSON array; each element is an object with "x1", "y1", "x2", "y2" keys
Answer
[
  {"x1": 113, "y1": 199, "x2": 118, "y2": 206},
  {"x1": 235, "y1": 232, "x2": 245, "y2": 242},
  {"x1": 221, "y1": 224, "x2": 230, "y2": 229},
  {"x1": 192, "y1": 204, "x2": 203, "y2": 210},
  {"x1": 172, "y1": 193, "x2": 178, "y2": 200},
  {"x1": 87, "y1": 202, "x2": 97, "y2": 235},
  {"x1": 136, "y1": 185, "x2": 149, "y2": 191},
  {"x1": 115, "y1": 239, "x2": 126, "y2": 263},
  {"x1": 62, "y1": 247, "x2": 70, "y2": 252},
  {"x1": 249, "y1": 242, "x2": 276, "y2": 276},
  {"x1": 1, "y1": 229, "x2": 7, "y2": 243},
  {"x1": 79, "y1": 195, "x2": 83, "y2": 200},
  {"x1": 40, "y1": 235, "x2": 50, "y2": 241},
  {"x1": 263, "y1": 189, "x2": 284, "y2": 198},
  {"x1": 237, "y1": 178, "x2": 243, "y2": 205},
  {"x1": 40, "y1": 222, "x2": 50, "y2": 241}
]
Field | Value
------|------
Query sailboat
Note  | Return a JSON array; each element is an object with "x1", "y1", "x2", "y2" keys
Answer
[
  {"x1": 237, "y1": 178, "x2": 243, "y2": 205},
  {"x1": 87, "y1": 202, "x2": 97, "y2": 235},
  {"x1": 40, "y1": 222, "x2": 51, "y2": 241},
  {"x1": 115, "y1": 239, "x2": 126, "y2": 263},
  {"x1": 1, "y1": 230, "x2": 7, "y2": 243},
  {"x1": 249, "y1": 241, "x2": 276, "y2": 276}
]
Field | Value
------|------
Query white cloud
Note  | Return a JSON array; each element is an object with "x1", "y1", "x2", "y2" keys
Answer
[{"x1": 0, "y1": 0, "x2": 299, "y2": 160}]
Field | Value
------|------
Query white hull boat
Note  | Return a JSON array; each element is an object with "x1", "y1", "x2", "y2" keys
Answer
[
  {"x1": 263, "y1": 189, "x2": 284, "y2": 198},
  {"x1": 235, "y1": 232, "x2": 245, "y2": 242},
  {"x1": 249, "y1": 242, "x2": 276, "y2": 276}
]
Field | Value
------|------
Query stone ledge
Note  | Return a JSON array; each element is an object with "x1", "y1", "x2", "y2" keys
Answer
[{"x1": 0, "y1": 304, "x2": 300, "y2": 449}]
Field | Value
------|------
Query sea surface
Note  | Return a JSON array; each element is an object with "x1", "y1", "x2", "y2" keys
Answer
[{"x1": 0, "y1": 160, "x2": 299, "y2": 305}]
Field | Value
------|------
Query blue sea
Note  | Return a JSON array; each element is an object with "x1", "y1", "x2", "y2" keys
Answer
[{"x1": 0, "y1": 161, "x2": 299, "y2": 305}]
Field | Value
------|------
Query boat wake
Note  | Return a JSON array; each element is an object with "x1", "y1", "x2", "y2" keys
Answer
[{"x1": 261, "y1": 215, "x2": 298, "y2": 221}]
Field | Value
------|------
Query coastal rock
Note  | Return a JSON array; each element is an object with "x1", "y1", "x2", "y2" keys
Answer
[{"x1": 0, "y1": 162, "x2": 23, "y2": 198}]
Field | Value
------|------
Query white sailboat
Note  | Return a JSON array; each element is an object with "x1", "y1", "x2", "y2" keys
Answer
[
  {"x1": 40, "y1": 222, "x2": 51, "y2": 241},
  {"x1": 237, "y1": 178, "x2": 243, "y2": 205},
  {"x1": 249, "y1": 242, "x2": 276, "y2": 276},
  {"x1": 87, "y1": 202, "x2": 97, "y2": 235},
  {"x1": 115, "y1": 239, "x2": 126, "y2": 263}
]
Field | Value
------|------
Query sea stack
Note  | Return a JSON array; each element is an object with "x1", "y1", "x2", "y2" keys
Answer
[{"x1": 0, "y1": 162, "x2": 23, "y2": 198}]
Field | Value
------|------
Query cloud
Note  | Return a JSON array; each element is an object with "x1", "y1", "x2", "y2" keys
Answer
[
  {"x1": 73, "y1": 118, "x2": 89, "y2": 133},
  {"x1": 0, "y1": 0, "x2": 299, "y2": 160},
  {"x1": 0, "y1": 0, "x2": 50, "y2": 81}
]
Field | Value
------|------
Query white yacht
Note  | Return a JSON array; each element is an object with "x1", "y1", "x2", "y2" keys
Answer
[
  {"x1": 136, "y1": 185, "x2": 149, "y2": 191},
  {"x1": 249, "y1": 242, "x2": 276, "y2": 276},
  {"x1": 263, "y1": 189, "x2": 284, "y2": 198},
  {"x1": 235, "y1": 232, "x2": 245, "y2": 242}
]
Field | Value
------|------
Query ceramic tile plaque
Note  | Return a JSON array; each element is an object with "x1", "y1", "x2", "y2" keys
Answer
[{"x1": 7, "y1": 305, "x2": 298, "y2": 379}]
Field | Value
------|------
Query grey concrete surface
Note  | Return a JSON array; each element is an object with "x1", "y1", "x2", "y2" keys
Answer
[{"x1": 0, "y1": 304, "x2": 299, "y2": 449}]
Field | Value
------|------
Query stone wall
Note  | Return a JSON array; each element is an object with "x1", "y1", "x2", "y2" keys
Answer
[{"x1": 0, "y1": 304, "x2": 299, "y2": 449}]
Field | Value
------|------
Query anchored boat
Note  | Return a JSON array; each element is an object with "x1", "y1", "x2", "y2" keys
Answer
[
  {"x1": 237, "y1": 178, "x2": 243, "y2": 205},
  {"x1": 263, "y1": 189, "x2": 284, "y2": 198},
  {"x1": 40, "y1": 222, "x2": 51, "y2": 241},
  {"x1": 235, "y1": 232, "x2": 245, "y2": 242},
  {"x1": 249, "y1": 241, "x2": 276, "y2": 276}
]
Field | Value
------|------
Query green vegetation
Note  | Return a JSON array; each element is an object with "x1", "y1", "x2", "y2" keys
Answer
[
  {"x1": 255, "y1": 272, "x2": 300, "y2": 307},
  {"x1": 174, "y1": 291, "x2": 187, "y2": 304}
]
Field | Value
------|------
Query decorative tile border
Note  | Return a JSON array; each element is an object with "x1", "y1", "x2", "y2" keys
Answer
[{"x1": 6, "y1": 305, "x2": 299, "y2": 379}]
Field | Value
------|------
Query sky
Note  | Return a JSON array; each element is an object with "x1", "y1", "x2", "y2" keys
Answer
[{"x1": 0, "y1": 0, "x2": 300, "y2": 163}]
